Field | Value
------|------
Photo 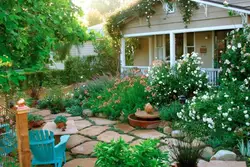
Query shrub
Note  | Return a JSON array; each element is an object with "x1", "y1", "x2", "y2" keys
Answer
[
  {"x1": 159, "y1": 101, "x2": 182, "y2": 121},
  {"x1": 28, "y1": 114, "x2": 44, "y2": 122},
  {"x1": 85, "y1": 76, "x2": 149, "y2": 120},
  {"x1": 147, "y1": 53, "x2": 208, "y2": 106},
  {"x1": 66, "y1": 105, "x2": 82, "y2": 116},
  {"x1": 94, "y1": 138, "x2": 169, "y2": 167}
]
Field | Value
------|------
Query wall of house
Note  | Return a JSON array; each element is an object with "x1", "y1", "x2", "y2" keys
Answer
[
  {"x1": 134, "y1": 38, "x2": 149, "y2": 66},
  {"x1": 195, "y1": 31, "x2": 213, "y2": 68},
  {"x1": 70, "y1": 41, "x2": 97, "y2": 57},
  {"x1": 122, "y1": 1, "x2": 249, "y2": 36}
]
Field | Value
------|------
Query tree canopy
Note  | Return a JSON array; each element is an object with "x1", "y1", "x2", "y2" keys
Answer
[{"x1": 0, "y1": 0, "x2": 89, "y2": 70}]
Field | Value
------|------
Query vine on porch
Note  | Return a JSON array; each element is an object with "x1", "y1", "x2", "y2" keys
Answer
[{"x1": 106, "y1": 0, "x2": 199, "y2": 40}]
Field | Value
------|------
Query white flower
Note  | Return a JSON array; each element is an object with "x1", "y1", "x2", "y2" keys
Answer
[
  {"x1": 244, "y1": 110, "x2": 248, "y2": 114},
  {"x1": 227, "y1": 127, "x2": 232, "y2": 131},
  {"x1": 246, "y1": 122, "x2": 250, "y2": 126},
  {"x1": 228, "y1": 118, "x2": 232, "y2": 121},
  {"x1": 217, "y1": 105, "x2": 222, "y2": 111},
  {"x1": 238, "y1": 43, "x2": 242, "y2": 48},
  {"x1": 222, "y1": 113, "x2": 228, "y2": 117},
  {"x1": 224, "y1": 94, "x2": 229, "y2": 98},
  {"x1": 246, "y1": 96, "x2": 249, "y2": 100},
  {"x1": 227, "y1": 45, "x2": 231, "y2": 49},
  {"x1": 224, "y1": 59, "x2": 230, "y2": 64},
  {"x1": 232, "y1": 46, "x2": 236, "y2": 51},
  {"x1": 245, "y1": 114, "x2": 249, "y2": 119}
]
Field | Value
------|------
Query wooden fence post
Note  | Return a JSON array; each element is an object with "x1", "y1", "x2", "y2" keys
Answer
[{"x1": 16, "y1": 99, "x2": 31, "y2": 167}]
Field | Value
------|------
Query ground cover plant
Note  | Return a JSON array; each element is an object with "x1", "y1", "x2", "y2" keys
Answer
[{"x1": 94, "y1": 138, "x2": 169, "y2": 167}]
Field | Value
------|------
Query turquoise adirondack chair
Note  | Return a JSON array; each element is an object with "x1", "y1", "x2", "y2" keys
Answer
[
  {"x1": 29, "y1": 130, "x2": 70, "y2": 167},
  {"x1": 0, "y1": 124, "x2": 17, "y2": 155}
]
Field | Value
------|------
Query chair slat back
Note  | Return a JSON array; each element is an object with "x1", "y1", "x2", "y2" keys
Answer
[{"x1": 29, "y1": 130, "x2": 55, "y2": 162}]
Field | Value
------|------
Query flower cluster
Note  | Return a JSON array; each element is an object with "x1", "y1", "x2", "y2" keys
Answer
[{"x1": 147, "y1": 52, "x2": 208, "y2": 106}]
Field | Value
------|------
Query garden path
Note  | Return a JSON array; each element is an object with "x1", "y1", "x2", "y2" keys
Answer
[{"x1": 32, "y1": 109, "x2": 246, "y2": 167}]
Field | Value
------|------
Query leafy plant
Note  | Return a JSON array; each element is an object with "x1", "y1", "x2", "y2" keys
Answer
[
  {"x1": 54, "y1": 116, "x2": 67, "y2": 124},
  {"x1": 238, "y1": 139, "x2": 250, "y2": 157},
  {"x1": 94, "y1": 138, "x2": 169, "y2": 167},
  {"x1": 159, "y1": 101, "x2": 182, "y2": 121},
  {"x1": 28, "y1": 114, "x2": 44, "y2": 122},
  {"x1": 66, "y1": 105, "x2": 82, "y2": 116},
  {"x1": 170, "y1": 141, "x2": 204, "y2": 167}
]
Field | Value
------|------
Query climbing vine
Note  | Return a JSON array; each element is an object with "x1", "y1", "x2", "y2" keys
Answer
[{"x1": 106, "y1": 0, "x2": 199, "y2": 39}]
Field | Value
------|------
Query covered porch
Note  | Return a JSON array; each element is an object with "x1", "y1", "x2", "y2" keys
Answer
[{"x1": 120, "y1": 27, "x2": 241, "y2": 85}]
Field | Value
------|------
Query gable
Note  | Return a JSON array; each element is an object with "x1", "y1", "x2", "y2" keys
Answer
[{"x1": 121, "y1": 1, "x2": 250, "y2": 36}]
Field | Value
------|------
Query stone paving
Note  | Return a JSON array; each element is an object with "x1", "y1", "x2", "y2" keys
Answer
[{"x1": 32, "y1": 110, "x2": 247, "y2": 167}]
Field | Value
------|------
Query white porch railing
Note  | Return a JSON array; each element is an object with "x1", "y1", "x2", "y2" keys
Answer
[{"x1": 122, "y1": 66, "x2": 221, "y2": 86}]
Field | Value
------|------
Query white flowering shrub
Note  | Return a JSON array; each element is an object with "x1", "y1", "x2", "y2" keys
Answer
[
  {"x1": 178, "y1": 26, "x2": 250, "y2": 147},
  {"x1": 221, "y1": 27, "x2": 250, "y2": 82},
  {"x1": 147, "y1": 53, "x2": 208, "y2": 106}
]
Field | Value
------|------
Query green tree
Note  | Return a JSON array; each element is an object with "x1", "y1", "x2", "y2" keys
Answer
[{"x1": 0, "y1": 0, "x2": 89, "y2": 105}]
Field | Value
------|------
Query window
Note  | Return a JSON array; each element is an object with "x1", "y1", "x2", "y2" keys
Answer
[
  {"x1": 186, "y1": 32, "x2": 195, "y2": 54},
  {"x1": 176, "y1": 34, "x2": 184, "y2": 59},
  {"x1": 156, "y1": 35, "x2": 164, "y2": 60},
  {"x1": 164, "y1": 3, "x2": 175, "y2": 14}
]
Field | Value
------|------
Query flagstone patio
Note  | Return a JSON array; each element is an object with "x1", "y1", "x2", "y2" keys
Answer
[{"x1": 32, "y1": 110, "x2": 246, "y2": 167}]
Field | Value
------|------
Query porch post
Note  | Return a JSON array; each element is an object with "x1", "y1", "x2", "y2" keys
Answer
[
  {"x1": 149, "y1": 36, "x2": 153, "y2": 66},
  {"x1": 170, "y1": 32, "x2": 176, "y2": 67},
  {"x1": 120, "y1": 38, "x2": 126, "y2": 73}
]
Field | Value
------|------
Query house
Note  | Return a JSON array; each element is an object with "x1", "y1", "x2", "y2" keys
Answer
[
  {"x1": 70, "y1": 23, "x2": 104, "y2": 57},
  {"x1": 117, "y1": 0, "x2": 250, "y2": 85},
  {"x1": 49, "y1": 24, "x2": 104, "y2": 70}
]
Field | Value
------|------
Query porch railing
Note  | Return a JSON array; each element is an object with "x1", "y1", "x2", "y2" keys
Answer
[{"x1": 122, "y1": 66, "x2": 221, "y2": 86}]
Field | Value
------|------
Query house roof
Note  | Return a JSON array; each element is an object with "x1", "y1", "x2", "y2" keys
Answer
[{"x1": 88, "y1": 23, "x2": 105, "y2": 36}]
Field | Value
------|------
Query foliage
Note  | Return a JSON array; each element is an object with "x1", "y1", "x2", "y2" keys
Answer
[
  {"x1": 177, "y1": 26, "x2": 250, "y2": 147},
  {"x1": 28, "y1": 114, "x2": 44, "y2": 122},
  {"x1": 37, "y1": 87, "x2": 65, "y2": 114},
  {"x1": 85, "y1": 76, "x2": 149, "y2": 120},
  {"x1": 147, "y1": 53, "x2": 208, "y2": 106},
  {"x1": 94, "y1": 138, "x2": 169, "y2": 167},
  {"x1": 159, "y1": 101, "x2": 182, "y2": 121},
  {"x1": 238, "y1": 139, "x2": 250, "y2": 157},
  {"x1": 54, "y1": 115, "x2": 67, "y2": 124},
  {"x1": 86, "y1": 9, "x2": 103, "y2": 26},
  {"x1": 66, "y1": 105, "x2": 82, "y2": 116},
  {"x1": 170, "y1": 141, "x2": 204, "y2": 167},
  {"x1": 0, "y1": 0, "x2": 88, "y2": 70}
]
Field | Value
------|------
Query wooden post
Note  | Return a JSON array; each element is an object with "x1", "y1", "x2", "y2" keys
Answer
[{"x1": 16, "y1": 99, "x2": 31, "y2": 167}]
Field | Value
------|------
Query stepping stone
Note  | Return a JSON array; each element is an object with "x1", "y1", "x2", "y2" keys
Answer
[
  {"x1": 89, "y1": 117, "x2": 117, "y2": 125},
  {"x1": 115, "y1": 123, "x2": 134, "y2": 133},
  {"x1": 33, "y1": 109, "x2": 51, "y2": 117},
  {"x1": 198, "y1": 160, "x2": 246, "y2": 167},
  {"x1": 131, "y1": 129, "x2": 165, "y2": 139},
  {"x1": 97, "y1": 131, "x2": 134, "y2": 143},
  {"x1": 75, "y1": 120, "x2": 92, "y2": 130},
  {"x1": 67, "y1": 116, "x2": 83, "y2": 121},
  {"x1": 71, "y1": 141, "x2": 98, "y2": 155},
  {"x1": 63, "y1": 158, "x2": 97, "y2": 167},
  {"x1": 66, "y1": 135, "x2": 91, "y2": 149},
  {"x1": 130, "y1": 139, "x2": 144, "y2": 146},
  {"x1": 79, "y1": 126, "x2": 109, "y2": 137}
]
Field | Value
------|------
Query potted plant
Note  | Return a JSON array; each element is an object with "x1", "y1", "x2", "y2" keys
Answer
[
  {"x1": 54, "y1": 115, "x2": 67, "y2": 130},
  {"x1": 28, "y1": 114, "x2": 44, "y2": 129}
]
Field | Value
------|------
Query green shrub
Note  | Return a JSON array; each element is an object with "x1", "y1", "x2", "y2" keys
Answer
[
  {"x1": 94, "y1": 138, "x2": 169, "y2": 167},
  {"x1": 85, "y1": 76, "x2": 149, "y2": 120},
  {"x1": 28, "y1": 114, "x2": 44, "y2": 122},
  {"x1": 66, "y1": 105, "x2": 82, "y2": 116},
  {"x1": 159, "y1": 101, "x2": 182, "y2": 121}
]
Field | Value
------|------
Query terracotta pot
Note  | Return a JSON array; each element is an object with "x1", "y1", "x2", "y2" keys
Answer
[
  {"x1": 28, "y1": 121, "x2": 35, "y2": 129},
  {"x1": 128, "y1": 114, "x2": 161, "y2": 129},
  {"x1": 56, "y1": 122, "x2": 66, "y2": 129},
  {"x1": 33, "y1": 120, "x2": 45, "y2": 128}
]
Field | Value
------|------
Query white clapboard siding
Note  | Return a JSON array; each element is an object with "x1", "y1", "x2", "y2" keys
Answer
[{"x1": 70, "y1": 41, "x2": 97, "y2": 57}]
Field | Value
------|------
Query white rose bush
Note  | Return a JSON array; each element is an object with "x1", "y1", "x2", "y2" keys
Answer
[
  {"x1": 177, "y1": 26, "x2": 250, "y2": 147},
  {"x1": 147, "y1": 53, "x2": 208, "y2": 106}
]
